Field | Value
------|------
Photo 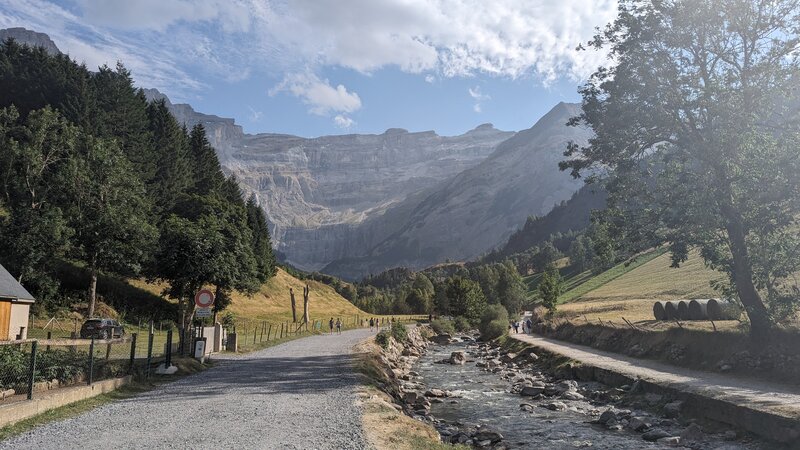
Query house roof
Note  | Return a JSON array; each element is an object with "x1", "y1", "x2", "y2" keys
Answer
[{"x1": 0, "y1": 263, "x2": 35, "y2": 302}]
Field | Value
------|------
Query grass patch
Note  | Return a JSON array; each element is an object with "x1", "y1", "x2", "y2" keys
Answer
[{"x1": 558, "y1": 248, "x2": 668, "y2": 303}]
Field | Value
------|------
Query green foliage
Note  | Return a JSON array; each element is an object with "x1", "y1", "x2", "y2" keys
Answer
[
  {"x1": 453, "y1": 316, "x2": 471, "y2": 332},
  {"x1": 562, "y1": 0, "x2": 800, "y2": 336},
  {"x1": 429, "y1": 319, "x2": 455, "y2": 335},
  {"x1": 0, "y1": 346, "x2": 88, "y2": 390},
  {"x1": 538, "y1": 265, "x2": 562, "y2": 313},
  {"x1": 0, "y1": 42, "x2": 277, "y2": 323},
  {"x1": 390, "y1": 321, "x2": 408, "y2": 343},
  {"x1": 479, "y1": 304, "x2": 509, "y2": 340},
  {"x1": 445, "y1": 276, "x2": 486, "y2": 324},
  {"x1": 375, "y1": 330, "x2": 391, "y2": 349}
]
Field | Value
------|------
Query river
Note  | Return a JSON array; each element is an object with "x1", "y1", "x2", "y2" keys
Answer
[{"x1": 412, "y1": 339, "x2": 764, "y2": 449}]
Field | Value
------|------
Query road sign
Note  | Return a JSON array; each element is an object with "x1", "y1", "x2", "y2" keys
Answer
[
  {"x1": 196, "y1": 307, "x2": 212, "y2": 318},
  {"x1": 195, "y1": 289, "x2": 215, "y2": 308}
]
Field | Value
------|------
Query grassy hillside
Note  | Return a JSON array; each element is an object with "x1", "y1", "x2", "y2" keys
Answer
[
  {"x1": 131, "y1": 268, "x2": 369, "y2": 323},
  {"x1": 227, "y1": 268, "x2": 368, "y2": 322},
  {"x1": 558, "y1": 249, "x2": 728, "y2": 326}
]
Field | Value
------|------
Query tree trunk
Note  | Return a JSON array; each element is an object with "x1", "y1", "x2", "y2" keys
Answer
[
  {"x1": 720, "y1": 201, "x2": 771, "y2": 339},
  {"x1": 290, "y1": 288, "x2": 297, "y2": 323},
  {"x1": 303, "y1": 285, "x2": 310, "y2": 324},
  {"x1": 88, "y1": 265, "x2": 98, "y2": 318}
]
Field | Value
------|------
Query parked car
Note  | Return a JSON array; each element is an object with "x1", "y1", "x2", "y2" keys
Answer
[{"x1": 80, "y1": 318, "x2": 125, "y2": 339}]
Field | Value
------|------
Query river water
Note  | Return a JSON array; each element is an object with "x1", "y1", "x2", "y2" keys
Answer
[{"x1": 413, "y1": 340, "x2": 761, "y2": 449}]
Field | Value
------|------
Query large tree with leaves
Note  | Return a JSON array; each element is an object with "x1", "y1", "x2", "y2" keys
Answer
[
  {"x1": 563, "y1": 0, "x2": 800, "y2": 338},
  {"x1": 67, "y1": 136, "x2": 157, "y2": 317}
]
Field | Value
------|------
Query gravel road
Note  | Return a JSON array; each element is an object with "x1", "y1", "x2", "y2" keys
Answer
[{"x1": 1, "y1": 328, "x2": 377, "y2": 450}]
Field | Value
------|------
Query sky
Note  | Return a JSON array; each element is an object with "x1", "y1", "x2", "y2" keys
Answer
[{"x1": 0, "y1": 0, "x2": 619, "y2": 137}]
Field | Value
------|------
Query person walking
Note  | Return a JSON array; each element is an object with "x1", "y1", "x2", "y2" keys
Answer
[
  {"x1": 526, "y1": 318, "x2": 533, "y2": 334},
  {"x1": 329, "y1": 317, "x2": 335, "y2": 334},
  {"x1": 369, "y1": 318, "x2": 374, "y2": 331},
  {"x1": 335, "y1": 318, "x2": 342, "y2": 335}
]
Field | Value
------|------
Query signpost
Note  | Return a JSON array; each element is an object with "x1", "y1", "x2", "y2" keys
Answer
[
  {"x1": 194, "y1": 289, "x2": 215, "y2": 319},
  {"x1": 193, "y1": 289, "x2": 215, "y2": 361}
]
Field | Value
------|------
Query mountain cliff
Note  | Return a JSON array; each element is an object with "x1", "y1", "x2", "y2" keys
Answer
[
  {"x1": 322, "y1": 102, "x2": 590, "y2": 279},
  {"x1": 0, "y1": 27, "x2": 60, "y2": 55}
]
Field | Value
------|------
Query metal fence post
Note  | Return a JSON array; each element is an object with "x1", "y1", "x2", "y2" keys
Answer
[
  {"x1": 146, "y1": 331, "x2": 154, "y2": 379},
  {"x1": 166, "y1": 329, "x2": 173, "y2": 367},
  {"x1": 26, "y1": 341, "x2": 38, "y2": 400},
  {"x1": 88, "y1": 337, "x2": 95, "y2": 385},
  {"x1": 129, "y1": 333, "x2": 138, "y2": 374}
]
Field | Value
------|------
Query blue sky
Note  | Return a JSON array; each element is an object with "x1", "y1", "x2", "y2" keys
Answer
[{"x1": 0, "y1": 0, "x2": 618, "y2": 137}]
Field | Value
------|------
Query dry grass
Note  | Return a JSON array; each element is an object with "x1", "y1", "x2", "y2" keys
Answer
[{"x1": 558, "y1": 250, "x2": 739, "y2": 333}]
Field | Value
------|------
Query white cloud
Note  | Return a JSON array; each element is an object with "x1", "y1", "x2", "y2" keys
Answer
[
  {"x1": 0, "y1": 0, "x2": 619, "y2": 111},
  {"x1": 269, "y1": 72, "x2": 362, "y2": 116},
  {"x1": 75, "y1": 0, "x2": 251, "y2": 33},
  {"x1": 334, "y1": 114, "x2": 355, "y2": 128},
  {"x1": 250, "y1": 0, "x2": 618, "y2": 82},
  {"x1": 468, "y1": 86, "x2": 490, "y2": 113},
  {"x1": 247, "y1": 106, "x2": 263, "y2": 122}
]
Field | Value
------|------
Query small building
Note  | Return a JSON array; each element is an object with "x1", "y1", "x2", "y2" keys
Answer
[{"x1": 0, "y1": 263, "x2": 34, "y2": 340}]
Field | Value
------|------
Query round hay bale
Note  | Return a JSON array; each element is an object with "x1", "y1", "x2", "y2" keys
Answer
[
  {"x1": 677, "y1": 300, "x2": 690, "y2": 320},
  {"x1": 664, "y1": 301, "x2": 680, "y2": 320},
  {"x1": 688, "y1": 299, "x2": 710, "y2": 320},
  {"x1": 653, "y1": 301, "x2": 667, "y2": 320},
  {"x1": 707, "y1": 298, "x2": 741, "y2": 320}
]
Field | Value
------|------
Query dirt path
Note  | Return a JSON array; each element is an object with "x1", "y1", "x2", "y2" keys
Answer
[
  {"x1": 510, "y1": 333, "x2": 800, "y2": 431},
  {"x1": 1, "y1": 328, "x2": 377, "y2": 450}
]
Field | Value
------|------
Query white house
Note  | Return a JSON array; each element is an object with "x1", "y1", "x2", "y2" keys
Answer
[{"x1": 0, "y1": 263, "x2": 34, "y2": 340}]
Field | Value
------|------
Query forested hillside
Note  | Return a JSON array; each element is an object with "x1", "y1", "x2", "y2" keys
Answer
[{"x1": 0, "y1": 39, "x2": 277, "y2": 326}]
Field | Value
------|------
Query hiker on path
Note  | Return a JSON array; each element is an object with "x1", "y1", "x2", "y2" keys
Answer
[
  {"x1": 369, "y1": 318, "x2": 374, "y2": 331},
  {"x1": 336, "y1": 318, "x2": 342, "y2": 335},
  {"x1": 526, "y1": 318, "x2": 532, "y2": 334},
  {"x1": 329, "y1": 318, "x2": 335, "y2": 334}
]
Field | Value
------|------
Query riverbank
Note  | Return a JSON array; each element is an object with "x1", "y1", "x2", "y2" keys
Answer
[
  {"x1": 508, "y1": 332, "x2": 800, "y2": 446},
  {"x1": 354, "y1": 326, "x2": 465, "y2": 450}
]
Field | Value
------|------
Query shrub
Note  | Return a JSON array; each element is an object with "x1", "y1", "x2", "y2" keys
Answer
[
  {"x1": 390, "y1": 322, "x2": 408, "y2": 343},
  {"x1": 453, "y1": 316, "x2": 471, "y2": 332},
  {"x1": 430, "y1": 319, "x2": 455, "y2": 335},
  {"x1": 479, "y1": 304, "x2": 509, "y2": 340},
  {"x1": 375, "y1": 330, "x2": 391, "y2": 349},
  {"x1": 481, "y1": 319, "x2": 508, "y2": 341}
]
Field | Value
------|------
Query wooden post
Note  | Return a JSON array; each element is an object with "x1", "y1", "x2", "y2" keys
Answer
[
  {"x1": 303, "y1": 285, "x2": 310, "y2": 324},
  {"x1": 290, "y1": 288, "x2": 297, "y2": 323},
  {"x1": 267, "y1": 324, "x2": 272, "y2": 341}
]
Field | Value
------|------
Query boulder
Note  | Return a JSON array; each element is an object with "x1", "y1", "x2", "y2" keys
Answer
[
  {"x1": 431, "y1": 333, "x2": 453, "y2": 345},
  {"x1": 448, "y1": 351, "x2": 467, "y2": 365},
  {"x1": 425, "y1": 389, "x2": 446, "y2": 398},
  {"x1": 598, "y1": 408, "x2": 617, "y2": 425},
  {"x1": 520, "y1": 381, "x2": 546, "y2": 397},
  {"x1": 473, "y1": 430, "x2": 504, "y2": 443},
  {"x1": 642, "y1": 429, "x2": 671, "y2": 442},
  {"x1": 560, "y1": 391, "x2": 585, "y2": 401},
  {"x1": 627, "y1": 417, "x2": 650, "y2": 432},
  {"x1": 656, "y1": 436, "x2": 681, "y2": 446},
  {"x1": 545, "y1": 401, "x2": 568, "y2": 411},
  {"x1": 680, "y1": 423, "x2": 705, "y2": 442}
]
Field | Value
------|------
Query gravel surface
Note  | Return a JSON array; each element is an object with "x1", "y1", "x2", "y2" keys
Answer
[{"x1": 1, "y1": 328, "x2": 377, "y2": 450}]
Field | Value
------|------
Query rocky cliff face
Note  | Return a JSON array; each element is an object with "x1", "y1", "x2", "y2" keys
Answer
[
  {"x1": 141, "y1": 88, "x2": 514, "y2": 271},
  {"x1": 0, "y1": 27, "x2": 60, "y2": 55},
  {"x1": 323, "y1": 102, "x2": 590, "y2": 279}
]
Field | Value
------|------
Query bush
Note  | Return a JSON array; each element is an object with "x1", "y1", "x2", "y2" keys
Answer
[
  {"x1": 430, "y1": 319, "x2": 455, "y2": 335},
  {"x1": 479, "y1": 304, "x2": 509, "y2": 340},
  {"x1": 390, "y1": 322, "x2": 408, "y2": 343},
  {"x1": 375, "y1": 330, "x2": 391, "y2": 349},
  {"x1": 481, "y1": 319, "x2": 508, "y2": 341},
  {"x1": 453, "y1": 316, "x2": 472, "y2": 332}
]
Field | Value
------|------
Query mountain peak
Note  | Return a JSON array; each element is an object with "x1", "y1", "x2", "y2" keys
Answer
[
  {"x1": 383, "y1": 128, "x2": 409, "y2": 135},
  {"x1": 0, "y1": 27, "x2": 60, "y2": 55}
]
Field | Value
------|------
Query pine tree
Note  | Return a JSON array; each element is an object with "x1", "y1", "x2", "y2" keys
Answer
[
  {"x1": 147, "y1": 100, "x2": 191, "y2": 215},
  {"x1": 245, "y1": 194, "x2": 277, "y2": 283}
]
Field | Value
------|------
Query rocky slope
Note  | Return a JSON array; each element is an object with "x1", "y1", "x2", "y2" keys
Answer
[
  {"x1": 0, "y1": 27, "x2": 60, "y2": 55},
  {"x1": 324, "y1": 102, "x2": 591, "y2": 279}
]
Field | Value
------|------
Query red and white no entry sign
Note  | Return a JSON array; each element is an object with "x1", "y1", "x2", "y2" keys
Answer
[{"x1": 194, "y1": 289, "x2": 215, "y2": 308}]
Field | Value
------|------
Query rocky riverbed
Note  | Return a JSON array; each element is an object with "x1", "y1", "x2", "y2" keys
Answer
[{"x1": 386, "y1": 331, "x2": 772, "y2": 449}]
